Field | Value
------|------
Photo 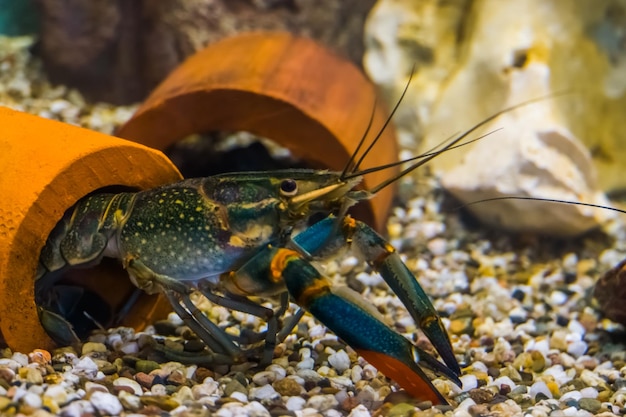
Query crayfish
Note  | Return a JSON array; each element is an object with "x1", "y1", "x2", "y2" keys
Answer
[{"x1": 34, "y1": 95, "x2": 528, "y2": 405}]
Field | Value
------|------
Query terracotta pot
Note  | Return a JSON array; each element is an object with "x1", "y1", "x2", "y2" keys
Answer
[
  {"x1": 0, "y1": 106, "x2": 182, "y2": 352},
  {"x1": 117, "y1": 31, "x2": 398, "y2": 232}
]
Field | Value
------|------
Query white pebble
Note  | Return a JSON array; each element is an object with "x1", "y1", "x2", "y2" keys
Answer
[
  {"x1": 567, "y1": 341, "x2": 588, "y2": 357},
  {"x1": 550, "y1": 291, "x2": 567, "y2": 306},
  {"x1": 249, "y1": 384, "x2": 279, "y2": 401},
  {"x1": 297, "y1": 357, "x2": 315, "y2": 370},
  {"x1": 457, "y1": 397, "x2": 477, "y2": 410},
  {"x1": 244, "y1": 401, "x2": 271, "y2": 416},
  {"x1": 60, "y1": 400, "x2": 95, "y2": 417},
  {"x1": 306, "y1": 394, "x2": 338, "y2": 411},
  {"x1": 192, "y1": 379, "x2": 219, "y2": 399},
  {"x1": 266, "y1": 364, "x2": 287, "y2": 380},
  {"x1": 120, "y1": 341, "x2": 139, "y2": 354},
  {"x1": 460, "y1": 374, "x2": 478, "y2": 391},
  {"x1": 361, "y1": 364, "x2": 378, "y2": 379},
  {"x1": 22, "y1": 392, "x2": 42, "y2": 408},
  {"x1": 568, "y1": 320, "x2": 586, "y2": 336},
  {"x1": 72, "y1": 357, "x2": 98, "y2": 376},
  {"x1": 113, "y1": 377, "x2": 142, "y2": 396},
  {"x1": 252, "y1": 370, "x2": 276, "y2": 385},
  {"x1": 427, "y1": 238, "x2": 447, "y2": 256},
  {"x1": 286, "y1": 396, "x2": 306, "y2": 411},
  {"x1": 230, "y1": 390, "x2": 248, "y2": 403},
  {"x1": 492, "y1": 376, "x2": 517, "y2": 391},
  {"x1": 90, "y1": 391, "x2": 123, "y2": 415},
  {"x1": 11, "y1": 353, "x2": 29, "y2": 366},
  {"x1": 0, "y1": 359, "x2": 20, "y2": 371},
  {"x1": 356, "y1": 271, "x2": 384, "y2": 287},
  {"x1": 118, "y1": 390, "x2": 142, "y2": 411},
  {"x1": 581, "y1": 369, "x2": 607, "y2": 387},
  {"x1": 44, "y1": 384, "x2": 68, "y2": 405},
  {"x1": 328, "y1": 350, "x2": 351, "y2": 374},
  {"x1": 348, "y1": 404, "x2": 371, "y2": 417},
  {"x1": 559, "y1": 390, "x2": 582, "y2": 401},
  {"x1": 579, "y1": 386, "x2": 598, "y2": 398},
  {"x1": 529, "y1": 380, "x2": 553, "y2": 399}
]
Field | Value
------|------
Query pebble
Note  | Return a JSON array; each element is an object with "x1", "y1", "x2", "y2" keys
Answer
[
  {"x1": 328, "y1": 350, "x2": 351, "y2": 374},
  {"x1": 529, "y1": 381, "x2": 553, "y2": 399},
  {"x1": 113, "y1": 377, "x2": 143, "y2": 396},
  {"x1": 249, "y1": 384, "x2": 279, "y2": 401},
  {"x1": 90, "y1": 391, "x2": 123, "y2": 415},
  {"x1": 273, "y1": 377, "x2": 304, "y2": 396},
  {"x1": 306, "y1": 394, "x2": 339, "y2": 411},
  {"x1": 286, "y1": 395, "x2": 306, "y2": 411}
]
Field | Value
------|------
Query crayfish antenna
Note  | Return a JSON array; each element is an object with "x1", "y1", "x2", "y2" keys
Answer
[{"x1": 458, "y1": 196, "x2": 626, "y2": 216}]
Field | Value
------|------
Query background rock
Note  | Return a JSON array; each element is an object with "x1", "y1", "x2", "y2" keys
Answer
[
  {"x1": 364, "y1": 0, "x2": 626, "y2": 236},
  {"x1": 35, "y1": 0, "x2": 375, "y2": 104}
]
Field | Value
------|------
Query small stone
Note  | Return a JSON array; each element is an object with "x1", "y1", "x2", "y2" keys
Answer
[
  {"x1": 82, "y1": 342, "x2": 107, "y2": 355},
  {"x1": 567, "y1": 341, "x2": 588, "y2": 357},
  {"x1": 348, "y1": 404, "x2": 372, "y2": 417},
  {"x1": 19, "y1": 367, "x2": 43, "y2": 384},
  {"x1": 273, "y1": 377, "x2": 304, "y2": 396},
  {"x1": 140, "y1": 395, "x2": 180, "y2": 411},
  {"x1": 28, "y1": 349, "x2": 51, "y2": 365},
  {"x1": 90, "y1": 391, "x2": 123, "y2": 415},
  {"x1": 224, "y1": 379, "x2": 247, "y2": 396},
  {"x1": 286, "y1": 396, "x2": 306, "y2": 411},
  {"x1": 113, "y1": 376, "x2": 143, "y2": 396},
  {"x1": 529, "y1": 381, "x2": 553, "y2": 399},
  {"x1": 306, "y1": 394, "x2": 339, "y2": 411},
  {"x1": 136, "y1": 360, "x2": 160, "y2": 374},
  {"x1": 118, "y1": 390, "x2": 141, "y2": 411},
  {"x1": 460, "y1": 374, "x2": 478, "y2": 391},
  {"x1": 230, "y1": 390, "x2": 249, "y2": 403},
  {"x1": 252, "y1": 370, "x2": 276, "y2": 385},
  {"x1": 578, "y1": 397, "x2": 602, "y2": 413},
  {"x1": 135, "y1": 372, "x2": 155, "y2": 388},
  {"x1": 167, "y1": 369, "x2": 186, "y2": 385},
  {"x1": 328, "y1": 350, "x2": 351, "y2": 374},
  {"x1": 249, "y1": 384, "x2": 279, "y2": 401}
]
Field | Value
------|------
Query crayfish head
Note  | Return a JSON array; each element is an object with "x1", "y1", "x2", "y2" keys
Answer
[{"x1": 278, "y1": 170, "x2": 366, "y2": 218}]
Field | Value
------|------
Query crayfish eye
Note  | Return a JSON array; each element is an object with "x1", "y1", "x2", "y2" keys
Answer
[{"x1": 279, "y1": 179, "x2": 298, "y2": 196}]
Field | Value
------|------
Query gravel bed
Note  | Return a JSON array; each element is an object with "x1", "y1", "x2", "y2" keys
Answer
[{"x1": 2, "y1": 35, "x2": 626, "y2": 417}]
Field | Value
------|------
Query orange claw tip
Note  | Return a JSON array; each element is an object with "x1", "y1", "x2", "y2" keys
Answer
[{"x1": 356, "y1": 349, "x2": 448, "y2": 405}]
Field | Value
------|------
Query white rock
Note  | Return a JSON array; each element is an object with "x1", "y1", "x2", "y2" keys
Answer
[
  {"x1": 44, "y1": 384, "x2": 68, "y2": 405},
  {"x1": 72, "y1": 357, "x2": 99, "y2": 377},
  {"x1": 22, "y1": 392, "x2": 43, "y2": 408},
  {"x1": 364, "y1": 0, "x2": 616, "y2": 237},
  {"x1": 230, "y1": 390, "x2": 248, "y2": 403},
  {"x1": 286, "y1": 396, "x2": 306, "y2": 411},
  {"x1": 249, "y1": 384, "x2": 279, "y2": 401},
  {"x1": 328, "y1": 350, "x2": 351, "y2": 374},
  {"x1": 567, "y1": 341, "x2": 588, "y2": 357},
  {"x1": 580, "y1": 386, "x2": 599, "y2": 398},
  {"x1": 460, "y1": 374, "x2": 478, "y2": 391},
  {"x1": 347, "y1": 404, "x2": 371, "y2": 417},
  {"x1": 306, "y1": 394, "x2": 339, "y2": 411},
  {"x1": 118, "y1": 390, "x2": 142, "y2": 411},
  {"x1": 89, "y1": 391, "x2": 123, "y2": 415},
  {"x1": 529, "y1": 380, "x2": 553, "y2": 399},
  {"x1": 60, "y1": 400, "x2": 95, "y2": 417},
  {"x1": 492, "y1": 376, "x2": 517, "y2": 391},
  {"x1": 113, "y1": 377, "x2": 143, "y2": 396}
]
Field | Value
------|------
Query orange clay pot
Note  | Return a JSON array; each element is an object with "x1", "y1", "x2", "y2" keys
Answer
[
  {"x1": 0, "y1": 106, "x2": 182, "y2": 353},
  {"x1": 117, "y1": 32, "x2": 398, "y2": 232}
]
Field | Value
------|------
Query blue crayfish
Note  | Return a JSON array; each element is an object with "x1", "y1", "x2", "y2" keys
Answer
[{"x1": 33, "y1": 97, "x2": 523, "y2": 404}]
